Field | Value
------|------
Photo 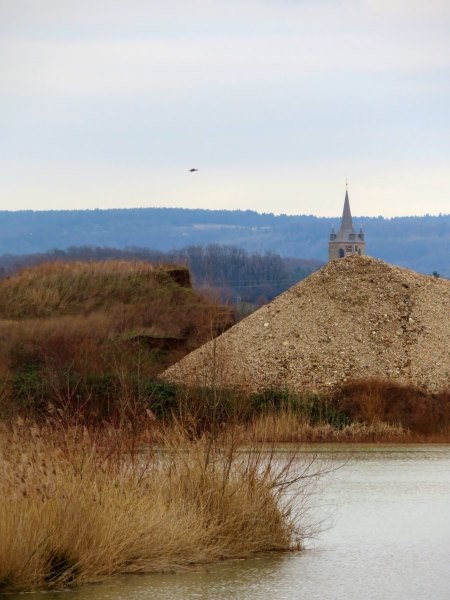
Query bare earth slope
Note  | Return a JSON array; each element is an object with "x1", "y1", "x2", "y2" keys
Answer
[{"x1": 161, "y1": 256, "x2": 450, "y2": 394}]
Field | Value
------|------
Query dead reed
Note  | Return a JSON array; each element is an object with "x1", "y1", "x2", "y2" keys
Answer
[
  {"x1": 162, "y1": 383, "x2": 450, "y2": 443},
  {"x1": 242, "y1": 409, "x2": 409, "y2": 443},
  {"x1": 0, "y1": 421, "x2": 313, "y2": 593}
]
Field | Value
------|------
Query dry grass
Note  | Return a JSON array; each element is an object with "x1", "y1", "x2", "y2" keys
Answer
[
  {"x1": 0, "y1": 260, "x2": 235, "y2": 419},
  {"x1": 163, "y1": 381, "x2": 450, "y2": 443},
  {"x1": 0, "y1": 261, "x2": 161, "y2": 318},
  {"x1": 0, "y1": 422, "x2": 313, "y2": 593},
  {"x1": 0, "y1": 260, "x2": 229, "y2": 336},
  {"x1": 241, "y1": 409, "x2": 409, "y2": 443}
]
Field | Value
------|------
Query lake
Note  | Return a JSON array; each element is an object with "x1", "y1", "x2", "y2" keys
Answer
[{"x1": 25, "y1": 445, "x2": 450, "y2": 600}]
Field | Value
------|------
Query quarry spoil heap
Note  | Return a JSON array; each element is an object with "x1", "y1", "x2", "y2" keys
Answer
[{"x1": 161, "y1": 255, "x2": 450, "y2": 394}]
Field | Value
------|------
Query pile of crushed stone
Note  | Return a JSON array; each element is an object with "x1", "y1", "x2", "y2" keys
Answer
[{"x1": 161, "y1": 256, "x2": 450, "y2": 394}]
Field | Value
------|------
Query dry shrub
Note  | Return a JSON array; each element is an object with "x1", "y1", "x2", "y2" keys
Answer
[
  {"x1": 334, "y1": 378, "x2": 450, "y2": 434},
  {"x1": 0, "y1": 422, "x2": 311, "y2": 593}
]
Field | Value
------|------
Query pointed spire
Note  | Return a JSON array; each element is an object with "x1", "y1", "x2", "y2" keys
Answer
[{"x1": 340, "y1": 189, "x2": 354, "y2": 233}]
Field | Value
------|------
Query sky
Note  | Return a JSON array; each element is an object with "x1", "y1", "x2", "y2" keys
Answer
[{"x1": 1, "y1": 0, "x2": 450, "y2": 217}]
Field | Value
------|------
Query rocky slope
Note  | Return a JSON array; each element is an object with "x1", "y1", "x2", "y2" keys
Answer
[{"x1": 161, "y1": 256, "x2": 450, "y2": 394}]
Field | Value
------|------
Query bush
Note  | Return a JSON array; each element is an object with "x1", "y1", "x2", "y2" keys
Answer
[
  {"x1": 333, "y1": 378, "x2": 450, "y2": 434},
  {"x1": 0, "y1": 422, "x2": 309, "y2": 592},
  {"x1": 142, "y1": 381, "x2": 178, "y2": 418},
  {"x1": 249, "y1": 389, "x2": 349, "y2": 428}
]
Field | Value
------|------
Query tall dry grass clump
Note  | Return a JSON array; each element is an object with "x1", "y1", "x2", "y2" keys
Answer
[{"x1": 0, "y1": 422, "x2": 311, "y2": 593}]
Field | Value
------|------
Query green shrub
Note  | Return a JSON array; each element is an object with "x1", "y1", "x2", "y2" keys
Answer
[
  {"x1": 141, "y1": 381, "x2": 178, "y2": 418},
  {"x1": 249, "y1": 389, "x2": 349, "y2": 428}
]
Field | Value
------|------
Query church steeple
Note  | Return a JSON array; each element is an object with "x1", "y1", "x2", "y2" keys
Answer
[
  {"x1": 328, "y1": 185, "x2": 366, "y2": 261},
  {"x1": 340, "y1": 189, "x2": 354, "y2": 234}
]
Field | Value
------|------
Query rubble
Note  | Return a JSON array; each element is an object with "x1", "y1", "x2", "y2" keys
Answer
[{"x1": 161, "y1": 256, "x2": 450, "y2": 394}]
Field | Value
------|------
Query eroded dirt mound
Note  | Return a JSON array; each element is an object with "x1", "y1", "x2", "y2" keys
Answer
[{"x1": 161, "y1": 256, "x2": 450, "y2": 393}]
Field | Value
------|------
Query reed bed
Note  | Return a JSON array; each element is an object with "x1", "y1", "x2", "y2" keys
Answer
[
  {"x1": 0, "y1": 421, "x2": 312, "y2": 593},
  {"x1": 243, "y1": 410, "x2": 409, "y2": 443}
]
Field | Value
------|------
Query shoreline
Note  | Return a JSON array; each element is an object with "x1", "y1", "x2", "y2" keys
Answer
[{"x1": 1, "y1": 419, "x2": 448, "y2": 594}]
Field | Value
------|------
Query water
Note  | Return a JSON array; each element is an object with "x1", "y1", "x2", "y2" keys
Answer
[{"x1": 25, "y1": 445, "x2": 450, "y2": 600}]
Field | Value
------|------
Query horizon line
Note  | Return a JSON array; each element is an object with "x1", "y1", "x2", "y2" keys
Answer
[{"x1": 0, "y1": 206, "x2": 448, "y2": 220}]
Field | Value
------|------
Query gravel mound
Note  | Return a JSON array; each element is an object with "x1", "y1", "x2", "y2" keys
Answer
[{"x1": 161, "y1": 256, "x2": 450, "y2": 394}]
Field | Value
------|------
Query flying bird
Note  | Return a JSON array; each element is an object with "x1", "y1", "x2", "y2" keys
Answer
[{"x1": 189, "y1": 168, "x2": 199, "y2": 172}]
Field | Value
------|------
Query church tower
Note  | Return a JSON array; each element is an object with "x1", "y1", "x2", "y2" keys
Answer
[{"x1": 328, "y1": 187, "x2": 365, "y2": 261}]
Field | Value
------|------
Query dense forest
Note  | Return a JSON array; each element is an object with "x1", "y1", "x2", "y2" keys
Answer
[
  {"x1": 0, "y1": 208, "x2": 448, "y2": 276},
  {"x1": 0, "y1": 245, "x2": 322, "y2": 307}
]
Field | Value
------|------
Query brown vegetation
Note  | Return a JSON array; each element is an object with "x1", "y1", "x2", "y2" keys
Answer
[
  {"x1": 0, "y1": 261, "x2": 234, "y2": 421},
  {"x1": 2, "y1": 257, "x2": 448, "y2": 596},
  {"x1": 333, "y1": 378, "x2": 450, "y2": 435},
  {"x1": 242, "y1": 411, "x2": 409, "y2": 444},
  {"x1": 165, "y1": 379, "x2": 449, "y2": 443},
  {"x1": 0, "y1": 421, "x2": 314, "y2": 593},
  {"x1": 0, "y1": 244, "x2": 321, "y2": 308},
  {"x1": 0, "y1": 259, "x2": 448, "y2": 442}
]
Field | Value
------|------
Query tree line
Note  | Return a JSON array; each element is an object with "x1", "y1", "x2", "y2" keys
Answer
[
  {"x1": 0, "y1": 245, "x2": 322, "y2": 307},
  {"x1": 0, "y1": 208, "x2": 448, "y2": 276}
]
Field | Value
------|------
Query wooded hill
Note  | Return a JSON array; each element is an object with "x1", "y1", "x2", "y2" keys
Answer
[{"x1": 0, "y1": 208, "x2": 448, "y2": 277}]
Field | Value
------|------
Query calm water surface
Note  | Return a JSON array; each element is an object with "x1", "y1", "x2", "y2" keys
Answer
[{"x1": 26, "y1": 445, "x2": 450, "y2": 600}]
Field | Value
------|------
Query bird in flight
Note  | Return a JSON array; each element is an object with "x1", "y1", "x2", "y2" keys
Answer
[{"x1": 189, "y1": 168, "x2": 199, "y2": 172}]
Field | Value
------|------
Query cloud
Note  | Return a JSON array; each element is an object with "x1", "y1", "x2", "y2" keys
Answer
[
  {"x1": 0, "y1": 0, "x2": 449, "y2": 215},
  {"x1": 2, "y1": 0, "x2": 450, "y2": 95},
  {"x1": 2, "y1": 27, "x2": 449, "y2": 101}
]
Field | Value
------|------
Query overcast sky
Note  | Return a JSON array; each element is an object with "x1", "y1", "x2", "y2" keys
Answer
[{"x1": 1, "y1": 0, "x2": 449, "y2": 217}]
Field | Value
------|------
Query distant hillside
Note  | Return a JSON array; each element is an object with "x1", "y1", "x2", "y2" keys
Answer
[{"x1": 0, "y1": 208, "x2": 448, "y2": 276}]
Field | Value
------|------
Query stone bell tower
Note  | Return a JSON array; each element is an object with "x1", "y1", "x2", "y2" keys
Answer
[{"x1": 328, "y1": 186, "x2": 365, "y2": 261}]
